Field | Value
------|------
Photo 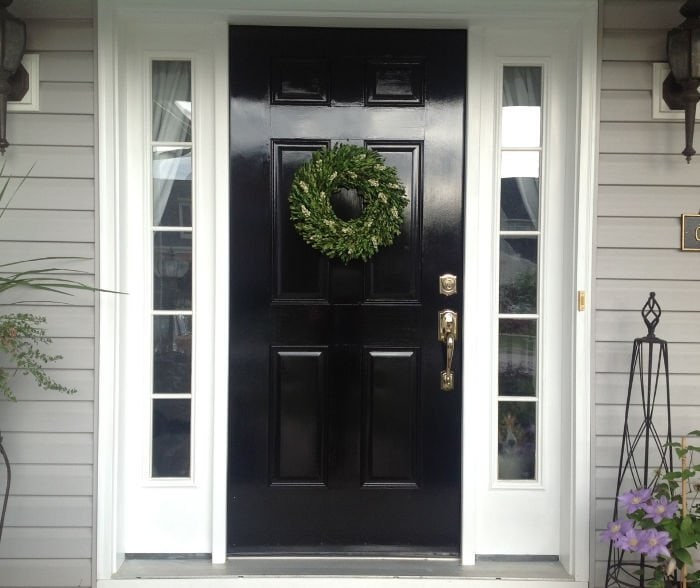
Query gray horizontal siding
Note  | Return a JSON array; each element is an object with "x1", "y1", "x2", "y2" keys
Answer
[
  {"x1": 0, "y1": 210, "x2": 94, "y2": 241},
  {"x1": 0, "y1": 527, "x2": 91, "y2": 559},
  {"x1": 2, "y1": 432, "x2": 93, "y2": 463},
  {"x1": 600, "y1": 122, "x2": 685, "y2": 154},
  {"x1": 0, "y1": 559, "x2": 92, "y2": 587},
  {"x1": 600, "y1": 90, "x2": 652, "y2": 122},
  {"x1": 594, "y1": 2, "x2": 700, "y2": 586},
  {"x1": 602, "y1": 29, "x2": 666, "y2": 62},
  {"x1": 599, "y1": 153, "x2": 700, "y2": 184},
  {"x1": 0, "y1": 3, "x2": 96, "y2": 587},
  {"x1": 27, "y1": 19, "x2": 94, "y2": 52},
  {"x1": 0, "y1": 401, "x2": 94, "y2": 433},
  {"x1": 6, "y1": 177, "x2": 95, "y2": 209},
  {"x1": 595, "y1": 372, "x2": 700, "y2": 405},
  {"x1": 597, "y1": 280, "x2": 700, "y2": 311},
  {"x1": 601, "y1": 61, "x2": 651, "y2": 90},
  {"x1": 3, "y1": 496, "x2": 92, "y2": 528},
  {"x1": 598, "y1": 185, "x2": 700, "y2": 217},
  {"x1": 0, "y1": 306, "x2": 95, "y2": 336},
  {"x1": 39, "y1": 82, "x2": 94, "y2": 115},
  {"x1": 39, "y1": 52, "x2": 93, "y2": 83},
  {"x1": 8, "y1": 114, "x2": 95, "y2": 147},
  {"x1": 603, "y1": 0, "x2": 684, "y2": 30},
  {"x1": 12, "y1": 1, "x2": 93, "y2": 20},
  {"x1": 0, "y1": 146, "x2": 94, "y2": 178}
]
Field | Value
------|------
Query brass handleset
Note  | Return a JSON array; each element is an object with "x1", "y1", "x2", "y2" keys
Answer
[
  {"x1": 438, "y1": 309, "x2": 458, "y2": 391},
  {"x1": 437, "y1": 274, "x2": 458, "y2": 391}
]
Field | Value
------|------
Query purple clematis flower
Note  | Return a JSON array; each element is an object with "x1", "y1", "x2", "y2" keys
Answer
[
  {"x1": 618, "y1": 488, "x2": 653, "y2": 513},
  {"x1": 616, "y1": 528, "x2": 643, "y2": 552},
  {"x1": 637, "y1": 528, "x2": 671, "y2": 559},
  {"x1": 600, "y1": 519, "x2": 633, "y2": 544},
  {"x1": 643, "y1": 496, "x2": 679, "y2": 524}
]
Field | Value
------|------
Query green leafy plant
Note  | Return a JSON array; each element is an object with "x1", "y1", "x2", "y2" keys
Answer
[
  {"x1": 601, "y1": 432, "x2": 700, "y2": 588},
  {"x1": 0, "y1": 168, "x2": 106, "y2": 401},
  {"x1": 0, "y1": 313, "x2": 75, "y2": 400}
]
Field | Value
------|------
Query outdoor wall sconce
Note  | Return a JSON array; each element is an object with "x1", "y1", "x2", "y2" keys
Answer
[
  {"x1": 664, "y1": 0, "x2": 700, "y2": 163},
  {"x1": 0, "y1": 0, "x2": 26, "y2": 155}
]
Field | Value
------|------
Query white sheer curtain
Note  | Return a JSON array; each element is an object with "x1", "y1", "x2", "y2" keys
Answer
[
  {"x1": 152, "y1": 61, "x2": 192, "y2": 226},
  {"x1": 502, "y1": 67, "x2": 541, "y2": 229}
]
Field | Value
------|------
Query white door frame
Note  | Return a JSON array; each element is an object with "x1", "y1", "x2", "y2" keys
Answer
[{"x1": 96, "y1": 0, "x2": 598, "y2": 581}]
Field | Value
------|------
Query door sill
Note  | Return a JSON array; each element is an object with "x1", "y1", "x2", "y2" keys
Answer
[{"x1": 103, "y1": 556, "x2": 585, "y2": 587}]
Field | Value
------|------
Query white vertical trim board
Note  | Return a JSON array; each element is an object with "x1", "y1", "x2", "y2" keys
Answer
[{"x1": 97, "y1": 0, "x2": 597, "y2": 581}]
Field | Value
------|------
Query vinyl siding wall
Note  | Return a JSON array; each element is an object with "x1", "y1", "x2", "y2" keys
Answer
[
  {"x1": 0, "y1": 1, "x2": 95, "y2": 587},
  {"x1": 595, "y1": 0, "x2": 700, "y2": 585}
]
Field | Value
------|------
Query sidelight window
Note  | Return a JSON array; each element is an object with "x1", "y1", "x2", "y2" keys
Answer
[
  {"x1": 150, "y1": 60, "x2": 194, "y2": 478},
  {"x1": 496, "y1": 65, "x2": 542, "y2": 482}
]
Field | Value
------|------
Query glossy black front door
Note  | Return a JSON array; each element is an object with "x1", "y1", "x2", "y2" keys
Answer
[{"x1": 228, "y1": 26, "x2": 465, "y2": 555}]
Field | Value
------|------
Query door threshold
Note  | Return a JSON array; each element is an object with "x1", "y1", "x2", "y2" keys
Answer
[{"x1": 104, "y1": 556, "x2": 585, "y2": 587}]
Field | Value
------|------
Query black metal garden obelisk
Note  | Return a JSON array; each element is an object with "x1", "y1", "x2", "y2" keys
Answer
[
  {"x1": 605, "y1": 292, "x2": 674, "y2": 587},
  {"x1": 0, "y1": 431, "x2": 9, "y2": 546}
]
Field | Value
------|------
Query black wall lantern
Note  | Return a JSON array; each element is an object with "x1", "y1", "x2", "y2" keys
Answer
[
  {"x1": 665, "y1": 0, "x2": 700, "y2": 163},
  {"x1": 0, "y1": 0, "x2": 25, "y2": 155}
]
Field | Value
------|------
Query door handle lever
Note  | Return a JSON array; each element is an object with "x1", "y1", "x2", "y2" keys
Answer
[{"x1": 438, "y1": 309, "x2": 458, "y2": 391}]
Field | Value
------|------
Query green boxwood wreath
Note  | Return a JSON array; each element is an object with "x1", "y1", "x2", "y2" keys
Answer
[{"x1": 289, "y1": 144, "x2": 409, "y2": 264}]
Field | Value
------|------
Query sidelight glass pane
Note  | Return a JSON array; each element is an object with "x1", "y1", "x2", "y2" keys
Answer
[
  {"x1": 499, "y1": 237, "x2": 538, "y2": 314},
  {"x1": 153, "y1": 147, "x2": 192, "y2": 227},
  {"x1": 501, "y1": 107, "x2": 541, "y2": 148},
  {"x1": 501, "y1": 151, "x2": 540, "y2": 180},
  {"x1": 153, "y1": 315, "x2": 192, "y2": 395},
  {"x1": 152, "y1": 60, "x2": 192, "y2": 142},
  {"x1": 498, "y1": 401, "x2": 536, "y2": 480},
  {"x1": 150, "y1": 59, "x2": 193, "y2": 481},
  {"x1": 499, "y1": 319, "x2": 537, "y2": 397},
  {"x1": 153, "y1": 232, "x2": 192, "y2": 310},
  {"x1": 502, "y1": 66, "x2": 542, "y2": 148},
  {"x1": 152, "y1": 399, "x2": 191, "y2": 478},
  {"x1": 503, "y1": 66, "x2": 542, "y2": 107},
  {"x1": 500, "y1": 177, "x2": 539, "y2": 231}
]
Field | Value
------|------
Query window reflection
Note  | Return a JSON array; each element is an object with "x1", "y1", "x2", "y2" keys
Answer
[
  {"x1": 152, "y1": 61, "x2": 192, "y2": 142},
  {"x1": 501, "y1": 177, "x2": 539, "y2": 231},
  {"x1": 501, "y1": 151, "x2": 540, "y2": 179},
  {"x1": 499, "y1": 319, "x2": 537, "y2": 397},
  {"x1": 150, "y1": 58, "x2": 194, "y2": 479},
  {"x1": 153, "y1": 233, "x2": 192, "y2": 310},
  {"x1": 502, "y1": 66, "x2": 542, "y2": 148},
  {"x1": 153, "y1": 315, "x2": 192, "y2": 395},
  {"x1": 153, "y1": 147, "x2": 192, "y2": 227},
  {"x1": 503, "y1": 66, "x2": 542, "y2": 107},
  {"x1": 498, "y1": 401, "x2": 536, "y2": 480},
  {"x1": 499, "y1": 237, "x2": 537, "y2": 314},
  {"x1": 152, "y1": 399, "x2": 191, "y2": 477},
  {"x1": 497, "y1": 65, "x2": 543, "y2": 485}
]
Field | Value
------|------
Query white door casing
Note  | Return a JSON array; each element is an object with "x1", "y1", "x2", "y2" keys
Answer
[{"x1": 97, "y1": 0, "x2": 597, "y2": 580}]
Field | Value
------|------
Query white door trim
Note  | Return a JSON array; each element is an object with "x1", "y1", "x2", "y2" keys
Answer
[{"x1": 96, "y1": 0, "x2": 598, "y2": 581}]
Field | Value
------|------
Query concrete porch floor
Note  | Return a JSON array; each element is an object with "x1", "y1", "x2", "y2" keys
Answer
[{"x1": 100, "y1": 556, "x2": 589, "y2": 587}]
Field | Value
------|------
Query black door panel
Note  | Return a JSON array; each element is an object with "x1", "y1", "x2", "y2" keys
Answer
[{"x1": 229, "y1": 26, "x2": 466, "y2": 556}]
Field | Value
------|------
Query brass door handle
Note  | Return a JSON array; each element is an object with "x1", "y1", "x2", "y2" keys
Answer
[{"x1": 438, "y1": 309, "x2": 458, "y2": 391}]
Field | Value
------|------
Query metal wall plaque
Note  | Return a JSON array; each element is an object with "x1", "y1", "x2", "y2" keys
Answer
[{"x1": 681, "y1": 214, "x2": 700, "y2": 251}]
